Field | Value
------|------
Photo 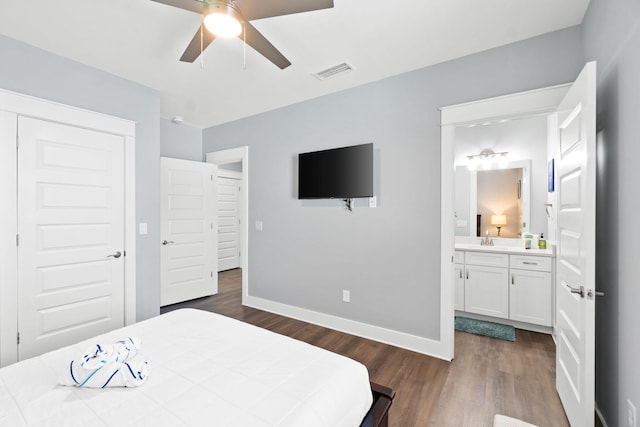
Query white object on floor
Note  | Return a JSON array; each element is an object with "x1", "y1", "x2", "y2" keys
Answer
[{"x1": 494, "y1": 414, "x2": 538, "y2": 427}]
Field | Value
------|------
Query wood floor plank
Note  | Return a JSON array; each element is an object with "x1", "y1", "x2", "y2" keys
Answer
[{"x1": 161, "y1": 269, "x2": 569, "y2": 427}]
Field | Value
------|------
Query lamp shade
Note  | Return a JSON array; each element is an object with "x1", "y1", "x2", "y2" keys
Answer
[{"x1": 491, "y1": 215, "x2": 507, "y2": 226}]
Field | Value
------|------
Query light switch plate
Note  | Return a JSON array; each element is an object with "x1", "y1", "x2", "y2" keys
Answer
[
  {"x1": 139, "y1": 222, "x2": 148, "y2": 235},
  {"x1": 368, "y1": 196, "x2": 377, "y2": 208},
  {"x1": 255, "y1": 221, "x2": 263, "y2": 231},
  {"x1": 342, "y1": 290, "x2": 350, "y2": 302}
]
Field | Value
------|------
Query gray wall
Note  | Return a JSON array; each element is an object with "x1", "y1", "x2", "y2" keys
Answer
[
  {"x1": 160, "y1": 118, "x2": 203, "y2": 161},
  {"x1": 0, "y1": 35, "x2": 161, "y2": 322},
  {"x1": 582, "y1": 0, "x2": 640, "y2": 425},
  {"x1": 203, "y1": 27, "x2": 585, "y2": 340}
]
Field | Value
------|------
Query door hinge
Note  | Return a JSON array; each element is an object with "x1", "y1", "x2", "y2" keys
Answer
[
  {"x1": 123, "y1": 250, "x2": 126, "y2": 257},
  {"x1": 211, "y1": 175, "x2": 214, "y2": 181},
  {"x1": 238, "y1": 251, "x2": 241, "y2": 257},
  {"x1": 211, "y1": 223, "x2": 214, "y2": 230},
  {"x1": 16, "y1": 234, "x2": 19, "y2": 246},
  {"x1": 238, "y1": 186, "x2": 241, "y2": 192},
  {"x1": 210, "y1": 271, "x2": 213, "y2": 277},
  {"x1": 16, "y1": 135, "x2": 19, "y2": 149},
  {"x1": 17, "y1": 332, "x2": 20, "y2": 345}
]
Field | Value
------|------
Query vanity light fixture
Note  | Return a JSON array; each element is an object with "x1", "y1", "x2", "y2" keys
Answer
[
  {"x1": 466, "y1": 148, "x2": 509, "y2": 161},
  {"x1": 466, "y1": 148, "x2": 509, "y2": 170},
  {"x1": 491, "y1": 215, "x2": 507, "y2": 236}
]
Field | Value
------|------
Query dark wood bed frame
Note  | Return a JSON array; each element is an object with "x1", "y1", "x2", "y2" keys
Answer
[{"x1": 360, "y1": 382, "x2": 396, "y2": 427}]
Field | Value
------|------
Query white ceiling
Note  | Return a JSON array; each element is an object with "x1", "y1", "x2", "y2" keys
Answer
[{"x1": 0, "y1": 0, "x2": 590, "y2": 128}]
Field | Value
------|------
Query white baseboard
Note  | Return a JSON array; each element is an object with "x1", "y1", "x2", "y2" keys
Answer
[{"x1": 243, "y1": 295, "x2": 450, "y2": 361}]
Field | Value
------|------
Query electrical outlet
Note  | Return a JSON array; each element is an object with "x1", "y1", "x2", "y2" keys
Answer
[
  {"x1": 342, "y1": 290, "x2": 350, "y2": 303},
  {"x1": 628, "y1": 399, "x2": 637, "y2": 427},
  {"x1": 368, "y1": 196, "x2": 377, "y2": 208}
]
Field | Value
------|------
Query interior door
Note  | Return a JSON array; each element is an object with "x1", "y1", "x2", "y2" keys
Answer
[
  {"x1": 17, "y1": 117, "x2": 125, "y2": 360},
  {"x1": 217, "y1": 172, "x2": 241, "y2": 271},
  {"x1": 555, "y1": 61, "x2": 597, "y2": 427},
  {"x1": 160, "y1": 157, "x2": 217, "y2": 306}
]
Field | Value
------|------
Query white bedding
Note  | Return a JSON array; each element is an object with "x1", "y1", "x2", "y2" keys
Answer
[{"x1": 0, "y1": 309, "x2": 373, "y2": 426}]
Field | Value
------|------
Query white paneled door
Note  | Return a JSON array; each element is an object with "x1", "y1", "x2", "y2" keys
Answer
[
  {"x1": 17, "y1": 117, "x2": 126, "y2": 360},
  {"x1": 161, "y1": 157, "x2": 217, "y2": 306},
  {"x1": 217, "y1": 171, "x2": 241, "y2": 271},
  {"x1": 555, "y1": 62, "x2": 597, "y2": 427}
]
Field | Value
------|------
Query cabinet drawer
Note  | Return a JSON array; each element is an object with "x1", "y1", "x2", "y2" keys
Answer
[
  {"x1": 465, "y1": 251, "x2": 509, "y2": 268},
  {"x1": 510, "y1": 255, "x2": 552, "y2": 272},
  {"x1": 454, "y1": 250, "x2": 464, "y2": 264}
]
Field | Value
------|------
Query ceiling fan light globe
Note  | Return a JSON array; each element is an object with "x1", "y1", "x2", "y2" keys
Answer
[{"x1": 204, "y1": 13, "x2": 242, "y2": 38}]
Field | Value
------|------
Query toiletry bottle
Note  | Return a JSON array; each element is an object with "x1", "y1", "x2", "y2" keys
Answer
[{"x1": 538, "y1": 233, "x2": 547, "y2": 249}]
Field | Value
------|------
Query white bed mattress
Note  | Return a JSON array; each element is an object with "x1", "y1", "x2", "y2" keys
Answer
[{"x1": 0, "y1": 309, "x2": 373, "y2": 426}]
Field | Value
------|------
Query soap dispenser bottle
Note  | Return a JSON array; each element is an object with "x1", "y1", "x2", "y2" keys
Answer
[{"x1": 538, "y1": 233, "x2": 547, "y2": 249}]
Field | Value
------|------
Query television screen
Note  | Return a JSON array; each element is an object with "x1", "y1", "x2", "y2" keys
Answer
[{"x1": 298, "y1": 143, "x2": 373, "y2": 199}]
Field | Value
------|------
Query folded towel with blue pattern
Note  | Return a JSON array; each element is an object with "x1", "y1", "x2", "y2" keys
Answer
[{"x1": 60, "y1": 337, "x2": 150, "y2": 388}]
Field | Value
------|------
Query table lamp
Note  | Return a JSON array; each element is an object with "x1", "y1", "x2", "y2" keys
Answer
[{"x1": 491, "y1": 215, "x2": 507, "y2": 236}]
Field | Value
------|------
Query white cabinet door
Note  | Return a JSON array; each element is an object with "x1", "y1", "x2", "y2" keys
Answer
[
  {"x1": 160, "y1": 157, "x2": 217, "y2": 306},
  {"x1": 510, "y1": 269, "x2": 552, "y2": 326},
  {"x1": 464, "y1": 265, "x2": 509, "y2": 319},
  {"x1": 454, "y1": 264, "x2": 464, "y2": 310},
  {"x1": 17, "y1": 117, "x2": 126, "y2": 360}
]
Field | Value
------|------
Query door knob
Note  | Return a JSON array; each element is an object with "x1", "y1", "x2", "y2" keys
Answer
[
  {"x1": 107, "y1": 251, "x2": 122, "y2": 259},
  {"x1": 162, "y1": 240, "x2": 174, "y2": 246},
  {"x1": 567, "y1": 284, "x2": 585, "y2": 298}
]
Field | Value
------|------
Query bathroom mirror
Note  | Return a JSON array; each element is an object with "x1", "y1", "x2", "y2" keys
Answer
[
  {"x1": 455, "y1": 160, "x2": 530, "y2": 237},
  {"x1": 453, "y1": 115, "x2": 549, "y2": 239}
]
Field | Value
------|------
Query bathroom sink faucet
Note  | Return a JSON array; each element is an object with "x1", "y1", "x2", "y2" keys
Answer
[{"x1": 480, "y1": 230, "x2": 494, "y2": 246}]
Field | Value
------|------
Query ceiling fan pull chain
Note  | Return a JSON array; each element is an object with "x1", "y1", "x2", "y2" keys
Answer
[
  {"x1": 200, "y1": 20, "x2": 204, "y2": 69},
  {"x1": 243, "y1": 23, "x2": 246, "y2": 70}
]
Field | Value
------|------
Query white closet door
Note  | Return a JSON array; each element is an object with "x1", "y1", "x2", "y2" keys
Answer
[
  {"x1": 17, "y1": 117, "x2": 125, "y2": 360},
  {"x1": 217, "y1": 174, "x2": 241, "y2": 271},
  {"x1": 161, "y1": 157, "x2": 217, "y2": 306}
]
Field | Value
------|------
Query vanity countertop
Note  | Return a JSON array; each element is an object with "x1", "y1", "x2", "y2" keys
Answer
[{"x1": 455, "y1": 243, "x2": 555, "y2": 257}]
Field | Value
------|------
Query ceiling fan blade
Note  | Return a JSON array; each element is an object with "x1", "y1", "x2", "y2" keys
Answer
[
  {"x1": 150, "y1": 0, "x2": 207, "y2": 14},
  {"x1": 235, "y1": 0, "x2": 333, "y2": 21},
  {"x1": 243, "y1": 22, "x2": 291, "y2": 69},
  {"x1": 180, "y1": 26, "x2": 216, "y2": 62}
]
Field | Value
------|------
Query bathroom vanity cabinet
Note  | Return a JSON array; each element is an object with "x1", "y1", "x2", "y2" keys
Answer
[{"x1": 455, "y1": 246, "x2": 554, "y2": 332}]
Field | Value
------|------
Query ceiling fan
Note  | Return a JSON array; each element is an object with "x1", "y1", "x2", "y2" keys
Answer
[{"x1": 152, "y1": 0, "x2": 334, "y2": 69}]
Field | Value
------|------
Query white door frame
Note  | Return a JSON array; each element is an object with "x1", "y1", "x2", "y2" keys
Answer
[
  {"x1": 205, "y1": 147, "x2": 249, "y2": 303},
  {"x1": 0, "y1": 88, "x2": 136, "y2": 366},
  {"x1": 439, "y1": 83, "x2": 571, "y2": 360}
]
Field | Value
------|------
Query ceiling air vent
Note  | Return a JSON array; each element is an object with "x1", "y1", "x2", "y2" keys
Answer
[{"x1": 313, "y1": 62, "x2": 355, "y2": 81}]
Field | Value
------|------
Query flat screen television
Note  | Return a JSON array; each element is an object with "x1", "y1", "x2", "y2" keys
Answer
[{"x1": 298, "y1": 143, "x2": 373, "y2": 199}]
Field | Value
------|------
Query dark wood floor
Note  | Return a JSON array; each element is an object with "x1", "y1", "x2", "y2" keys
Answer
[{"x1": 161, "y1": 269, "x2": 569, "y2": 427}]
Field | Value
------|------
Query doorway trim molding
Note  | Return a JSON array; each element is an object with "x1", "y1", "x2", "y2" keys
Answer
[
  {"x1": 439, "y1": 83, "x2": 571, "y2": 360},
  {"x1": 0, "y1": 88, "x2": 136, "y2": 366},
  {"x1": 205, "y1": 147, "x2": 249, "y2": 303}
]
